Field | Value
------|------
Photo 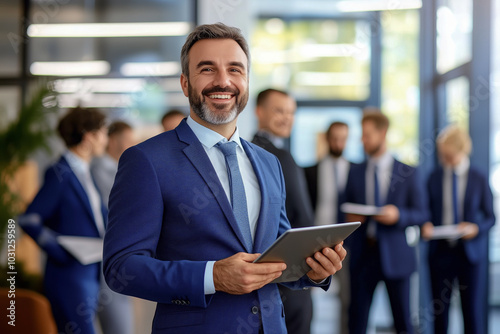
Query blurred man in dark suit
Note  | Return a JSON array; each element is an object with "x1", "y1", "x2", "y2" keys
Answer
[
  {"x1": 252, "y1": 88, "x2": 315, "y2": 334},
  {"x1": 345, "y1": 110, "x2": 427, "y2": 334},
  {"x1": 422, "y1": 125, "x2": 495, "y2": 334},
  {"x1": 305, "y1": 121, "x2": 352, "y2": 334}
]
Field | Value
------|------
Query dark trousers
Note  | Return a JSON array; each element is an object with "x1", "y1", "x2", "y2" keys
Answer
[
  {"x1": 348, "y1": 242, "x2": 413, "y2": 334},
  {"x1": 429, "y1": 241, "x2": 487, "y2": 334},
  {"x1": 279, "y1": 285, "x2": 313, "y2": 334}
]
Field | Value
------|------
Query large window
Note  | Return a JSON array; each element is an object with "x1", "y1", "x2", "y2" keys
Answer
[
  {"x1": 251, "y1": 18, "x2": 371, "y2": 101},
  {"x1": 490, "y1": 0, "x2": 500, "y2": 264},
  {"x1": 436, "y1": 0, "x2": 473, "y2": 74},
  {"x1": 381, "y1": 10, "x2": 420, "y2": 165},
  {"x1": 291, "y1": 107, "x2": 364, "y2": 167},
  {"x1": 446, "y1": 76, "x2": 470, "y2": 131}
]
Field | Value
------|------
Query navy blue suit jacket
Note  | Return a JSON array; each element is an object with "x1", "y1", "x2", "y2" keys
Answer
[
  {"x1": 427, "y1": 166, "x2": 495, "y2": 264},
  {"x1": 103, "y1": 120, "x2": 328, "y2": 334},
  {"x1": 21, "y1": 156, "x2": 106, "y2": 331},
  {"x1": 345, "y1": 159, "x2": 427, "y2": 279}
]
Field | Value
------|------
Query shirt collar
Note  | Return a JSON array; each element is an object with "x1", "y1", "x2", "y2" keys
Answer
[
  {"x1": 368, "y1": 150, "x2": 393, "y2": 170},
  {"x1": 64, "y1": 150, "x2": 90, "y2": 174},
  {"x1": 445, "y1": 156, "x2": 470, "y2": 176},
  {"x1": 186, "y1": 116, "x2": 243, "y2": 150},
  {"x1": 257, "y1": 129, "x2": 285, "y2": 149}
]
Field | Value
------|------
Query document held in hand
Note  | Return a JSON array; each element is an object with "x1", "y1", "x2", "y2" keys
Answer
[
  {"x1": 57, "y1": 236, "x2": 103, "y2": 265},
  {"x1": 340, "y1": 202, "x2": 382, "y2": 216},
  {"x1": 429, "y1": 225, "x2": 467, "y2": 240},
  {"x1": 254, "y1": 222, "x2": 360, "y2": 283}
]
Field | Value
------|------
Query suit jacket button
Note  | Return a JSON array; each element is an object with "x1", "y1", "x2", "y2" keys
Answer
[{"x1": 251, "y1": 306, "x2": 259, "y2": 314}]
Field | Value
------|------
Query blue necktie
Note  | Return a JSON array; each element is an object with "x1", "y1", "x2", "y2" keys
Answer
[
  {"x1": 216, "y1": 141, "x2": 253, "y2": 251},
  {"x1": 452, "y1": 172, "x2": 459, "y2": 225}
]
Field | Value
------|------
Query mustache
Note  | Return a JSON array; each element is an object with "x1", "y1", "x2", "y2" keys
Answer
[{"x1": 202, "y1": 86, "x2": 239, "y2": 96}]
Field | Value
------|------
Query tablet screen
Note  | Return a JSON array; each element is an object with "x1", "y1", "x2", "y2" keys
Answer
[{"x1": 254, "y1": 222, "x2": 360, "y2": 283}]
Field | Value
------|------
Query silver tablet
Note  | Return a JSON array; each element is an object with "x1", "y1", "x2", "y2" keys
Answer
[{"x1": 254, "y1": 222, "x2": 361, "y2": 283}]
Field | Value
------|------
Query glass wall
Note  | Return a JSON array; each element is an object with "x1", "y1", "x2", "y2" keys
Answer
[
  {"x1": 490, "y1": 0, "x2": 500, "y2": 265},
  {"x1": 251, "y1": 18, "x2": 371, "y2": 100},
  {"x1": 436, "y1": 0, "x2": 473, "y2": 73},
  {"x1": 291, "y1": 106, "x2": 364, "y2": 167},
  {"x1": 446, "y1": 76, "x2": 470, "y2": 131},
  {"x1": 381, "y1": 9, "x2": 420, "y2": 165}
]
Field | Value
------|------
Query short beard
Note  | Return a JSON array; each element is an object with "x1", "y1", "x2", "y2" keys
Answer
[
  {"x1": 188, "y1": 83, "x2": 248, "y2": 125},
  {"x1": 366, "y1": 142, "x2": 384, "y2": 156},
  {"x1": 329, "y1": 148, "x2": 343, "y2": 158}
]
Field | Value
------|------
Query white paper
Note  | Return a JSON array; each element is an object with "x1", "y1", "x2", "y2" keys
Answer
[
  {"x1": 340, "y1": 202, "x2": 382, "y2": 216},
  {"x1": 57, "y1": 236, "x2": 103, "y2": 265},
  {"x1": 429, "y1": 225, "x2": 466, "y2": 240}
]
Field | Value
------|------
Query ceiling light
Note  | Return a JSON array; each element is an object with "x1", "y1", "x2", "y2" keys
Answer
[
  {"x1": 30, "y1": 61, "x2": 110, "y2": 76},
  {"x1": 295, "y1": 72, "x2": 370, "y2": 86},
  {"x1": 337, "y1": 0, "x2": 422, "y2": 12},
  {"x1": 27, "y1": 22, "x2": 191, "y2": 38},
  {"x1": 53, "y1": 78, "x2": 146, "y2": 93},
  {"x1": 120, "y1": 62, "x2": 181, "y2": 77}
]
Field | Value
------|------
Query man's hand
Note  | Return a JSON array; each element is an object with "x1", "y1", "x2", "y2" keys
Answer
[
  {"x1": 459, "y1": 222, "x2": 479, "y2": 240},
  {"x1": 421, "y1": 222, "x2": 434, "y2": 240},
  {"x1": 213, "y1": 253, "x2": 286, "y2": 295},
  {"x1": 345, "y1": 213, "x2": 367, "y2": 224},
  {"x1": 306, "y1": 243, "x2": 347, "y2": 282},
  {"x1": 374, "y1": 204, "x2": 399, "y2": 225}
]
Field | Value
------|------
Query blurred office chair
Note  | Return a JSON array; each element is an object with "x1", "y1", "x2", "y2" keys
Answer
[{"x1": 0, "y1": 288, "x2": 57, "y2": 334}]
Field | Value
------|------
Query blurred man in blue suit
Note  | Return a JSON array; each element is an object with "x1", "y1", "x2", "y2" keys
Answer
[
  {"x1": 345, "y1": 110, "x2": 427, "y2": 334},
  {"x1": 422, "y1": 125, "x2": 495, "y2": 334},
  {"x1": 103, "y1": 23, "x2": 346, "y2": 334},
  {"x1": 19, "y1": 107, "x2": 108, "y2": 334}
]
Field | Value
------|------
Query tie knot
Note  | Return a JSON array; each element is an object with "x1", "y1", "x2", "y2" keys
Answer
[{"x1": 216, "y1": 141, "x2": 238, "y2": 157}]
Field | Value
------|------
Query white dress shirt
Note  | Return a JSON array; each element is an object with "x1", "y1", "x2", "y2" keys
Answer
[
  {"x1": 441, "y1": 157, "x2": 469, "y2": 225},
  {"x1": 90, "y1": 153, "x2": 118, "y2": 208},
  {"x1": 366, "y1": 151, "x2": 394, "y2": 207},
  {"x1": 186, "y1": 117, "x2": 262, "y2": 295},
  {"x1": 64, "y1": 151, "x2": 106, "y2": 236},
  {"x1": 315, "y1": 155, "x2": 350, "y2": 226}
]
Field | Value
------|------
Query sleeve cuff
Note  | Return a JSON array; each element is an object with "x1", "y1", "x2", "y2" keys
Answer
[
  {"x1": 308, "y1": 276, "x2": 328, "y2": 285},
  {"x1": 204, "y1": 261, "x2": 216, "y2": 295}
]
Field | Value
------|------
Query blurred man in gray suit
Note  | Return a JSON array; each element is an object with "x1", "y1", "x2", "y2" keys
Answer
[
  {"x1": 91, "y1": 121, "x2": 135, "y2": 334},
  {"x1": 305, "y1": 121, "x2": 352, "y2": 334}
]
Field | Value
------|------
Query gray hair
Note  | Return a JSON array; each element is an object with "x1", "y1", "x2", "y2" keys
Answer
[{"x1": 180, "y1": 22, "x2": 250, "y2": 77}]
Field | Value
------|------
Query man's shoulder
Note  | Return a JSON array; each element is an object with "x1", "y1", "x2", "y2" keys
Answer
[{"x1": 243, "y1": 138, "x2": 279, "y2": 161}]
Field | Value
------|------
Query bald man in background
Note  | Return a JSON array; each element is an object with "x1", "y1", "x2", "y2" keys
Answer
[{"x1": 161, "y1": 109, "x2": 186, "y2": 132}]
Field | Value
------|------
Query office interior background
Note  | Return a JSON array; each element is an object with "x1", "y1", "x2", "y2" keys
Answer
[{"x1": 0, "y1": 0, "x2": 499, "y2": 333}]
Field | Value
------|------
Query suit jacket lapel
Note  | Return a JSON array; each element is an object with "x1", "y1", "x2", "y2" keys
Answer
[
  {"x1": 176, "y1": 121, "x2": 252, "y2": 252},
  {"x1": 241, "y1": 140, "x2": 273, "y2": 253},
  {"x1": 59, "y1": 157, "x2": 97, "y2": 226},
  {"x1": 435, "y1": 168, "x2": 444, "y2": 225}
]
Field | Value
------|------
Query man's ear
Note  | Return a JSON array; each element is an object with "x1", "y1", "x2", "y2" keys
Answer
[
  {"x1": 256, "y1": 105, "x2": 265, "y2": 120},
  {"x1": 180, "y1": 74, "x2": 189, "y2": 97}
]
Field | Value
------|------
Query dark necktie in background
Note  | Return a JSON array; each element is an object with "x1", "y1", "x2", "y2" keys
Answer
[
  {"x1": 367, "y1": 165, "x2": 379, "y2": 241},
  {"x1": 452, "y1": 172, "x2": 459, "y2": 225},
  {"x1": 216, "y1": 141, "x2": 253, "y2": 252},
  {"x1": 374, "y1": 165, "x2": 380, "y2": 207}
]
